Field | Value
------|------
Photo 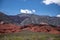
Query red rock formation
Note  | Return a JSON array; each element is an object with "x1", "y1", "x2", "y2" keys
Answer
[
  {"x1": 0, "y1": 24, "x2": 60, "y2": 34},
  {"x1": 0, "y1": 24, "x2": 21, "y2": 34},
  {"x1": 22, "y1": 24, "x2": 60, "y2": 34}
]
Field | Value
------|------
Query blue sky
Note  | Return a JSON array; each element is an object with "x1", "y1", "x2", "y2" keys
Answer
[{"x1": 0, "y1": 0, "x2": 60, "y2": 16}]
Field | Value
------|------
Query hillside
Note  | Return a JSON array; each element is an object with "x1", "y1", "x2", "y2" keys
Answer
[
  {"x1": 0, "y1": 12, "x2": 60, "y2": 26},
  {"x1": 0, "y1": 23, "x2": 60, "y2": 34}
]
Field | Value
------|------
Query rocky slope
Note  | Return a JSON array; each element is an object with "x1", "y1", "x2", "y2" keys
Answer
[
  {"x1": 0, "y1": 23, "x2": 60, "y2": 34},
  {"x1": 0, "y1": 12, "x2": 60, "y2": 34},
  {"x1": 0, "y1": 12, "x2": 60, "y2": 26},
  {"x1": 0, "y1": 24, "x2": 21, "y2": 34}
]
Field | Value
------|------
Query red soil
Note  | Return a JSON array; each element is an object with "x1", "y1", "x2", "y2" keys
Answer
[{"x1": 0, "y1": 24, "x2": 60, "y2": 34}]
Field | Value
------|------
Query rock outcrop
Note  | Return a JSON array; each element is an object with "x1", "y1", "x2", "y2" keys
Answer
[
  {"x1": 0, "y1": 24, "x2": 21, "y2": 34},
  {"x1": 22, "y1": 24, "x2": 60, "y2": 34},
  {"x1": 0, "y1": 24, "x2": 60, "y2": 34}
]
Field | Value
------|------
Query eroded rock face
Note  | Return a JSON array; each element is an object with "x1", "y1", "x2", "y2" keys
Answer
[
  {"x1": 22, "y1": 24, "x2": 60, "y2": 34},
  {"x1": 0, "y1": 24, "x2": 21, "y2": 34},
  {"x1": 0, "y1": 24, "x2": 60, "y2": 34}
]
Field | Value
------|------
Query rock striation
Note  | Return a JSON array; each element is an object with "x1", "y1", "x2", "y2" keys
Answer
[{"x1": 0, "y1": 23, "x2": 60, "y2": 34}]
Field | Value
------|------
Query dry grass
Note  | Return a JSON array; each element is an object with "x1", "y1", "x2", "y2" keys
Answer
[{"x1": 0, "y1": 30, "x2": 60, "y2": 40}]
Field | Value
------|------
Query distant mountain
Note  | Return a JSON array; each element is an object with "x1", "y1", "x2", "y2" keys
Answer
[
  {"x1": 17, "y1": 13, "x2": 60, "y2": 26},
  {"x1": 0, "y1": 12, "x2": 13, "y2": 23},
  {"x1": 0, "y1": 12, "x2": 28, "y2": 24},
  {"x1": 9, "y1": 15, "x2": 29, "y2": 24},
  {"x1": 0, "y1": 12, "x2": 60, "y2": 26}
]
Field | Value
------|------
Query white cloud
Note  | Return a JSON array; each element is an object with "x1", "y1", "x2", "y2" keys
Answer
[
  {"x1": 42, "y1": 0, "x2": 60, "y2": 5},
  {"x1": 32, "y1": 10, "x2": 36, "y2": 13},
  {"x1": 56, "y1": 14, "x2": 60, "y2": 17},
  {"x1": 20, "y1": 9, "x2": 36, "y2": 14}
]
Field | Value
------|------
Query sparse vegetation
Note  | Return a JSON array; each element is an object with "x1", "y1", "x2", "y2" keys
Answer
[{"x1": 0, "y1": 31, "x2": 60, "y2": 40}]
